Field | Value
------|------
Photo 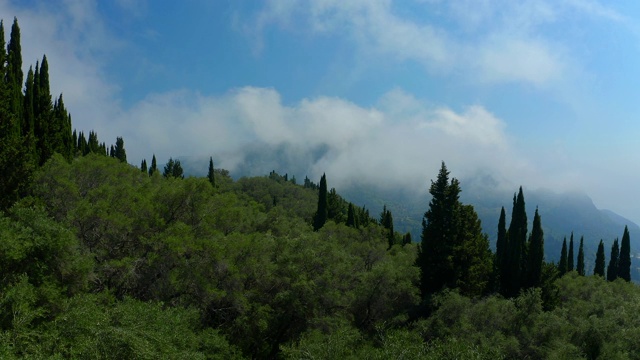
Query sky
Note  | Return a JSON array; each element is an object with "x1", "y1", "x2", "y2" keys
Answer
[{"x1": 4, "y1": 0, "x2": 640, "y2": 223}]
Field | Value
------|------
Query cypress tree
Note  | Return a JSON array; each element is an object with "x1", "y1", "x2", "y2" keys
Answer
[
  {"x1": 618, "y1": 226, "x2": 631, "y2": 282},
  {"x1": 6, "y1": 17, "x2": 23, "y2": 128},
  {"x1": 525, "y1": 208, "x2": 544, "y2": 288},
  {"x1": 207, "y1": 156, "x2": 216, "y2": 187},
  {"x1": 313, "y1": 174, "x2": 328, "y2": 231},
  {"x1": 495, "y1": 206, "x2": 508, "y2": 292},
  {"x1": 346, "y1": 203, "x2": 356, "y2": 228},
  {"x1": 140, "y1": 159, "x2": 147, "y2": 173},
  {"x1": 558, "y1": 238, "x2": 568, "y2": 276},
  {"x1": 594, "y1": 240, "x2": 605, "y2": 277},
  {"x1": 606, "y1": 239, "x2": 619, "y2": 281},
  {"x1": 149, "y1": 154, "x2": 157, "y2": 176},
  {"x1": 505, "y1": 187, "x2": 527, "y2": 297},
  {"x1": 35, "y1": 56, "x2": 54, "y2": 164},
  {"x1": 577, "y1": 236, "x2": 585, "y2": 276},
  {"x1": 22, "y1": 66, "x2": 35, "y2": 142},
  {"x1": 567, "y1": 232, "x2": 574, "y2": 272}
]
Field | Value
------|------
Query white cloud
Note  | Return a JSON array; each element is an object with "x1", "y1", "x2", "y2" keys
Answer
[{"x1": 248, "y1": 0, "x2": 626, "y2": 87}]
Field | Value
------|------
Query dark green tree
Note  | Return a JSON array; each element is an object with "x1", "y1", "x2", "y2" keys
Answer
[
  {"x1": 327, "y1": 188, "x2": 345, "y2": 223},
  {"x1": 6, "y1": 17, "x2": 23, "y2": 126},
  {"x1": 606, "y1": 239, "x2": 619, "y2": 282},
  {"x1": 163, "y1": 158, "x2": 184, "y2": 179},
  {"x1": 618, "y1": 226, "x2": 631, "y2": 282},
  {"x1": 114, "y1": 137, "x2": 126, "y2": 163},
  {"x1": 504, "y1": 187, "x2": 527, "y2": 297},
  {"x1": 558, "y1": 238, "x2": 568, "y2": 276},
  {"x1": 594, "y1": 240, "x2": 606, "y2": 277},
  {"x1": 567, "y1": 232, "x2": 574, "y2": 272},
  {"x1": 140, "y1": 159, "x2": 147, "y2": 173},
  {"x1": 163, "y1": 158, "x2": 175, "y2": 178},
  {"x1": 380, "y1": 205, "x2": 395, "y2": 249},
  {"x1": 172, "y1": 159, "x2": 184, "y2": 179},
  {"x1": 525, "y1": 208, "x2": 544, "y2": 288},
  {"x1": 346, "y1": 203, "x2": 356, "y2": 228},
  {"x1": 495, "y1": 206, "x2": 507, "y2": 292},
  {"x1": 207, "y1": 156, "x2": 216, "y2": 187},
  {"x1": 402, "y1": 232, "x2": 412, "y2": 245},
  {"x1": 417, "y1": 162, "x2": 492, "y2": 298},
  {"x1": 577, "y1": 236, "x2": 585, "y2": 276},
  {"x1": 149, "y1": 154, "x2": 157, "y2": 176},
  {"x1": 312, "y1": 174, "x2": 328, "y2": 231}
]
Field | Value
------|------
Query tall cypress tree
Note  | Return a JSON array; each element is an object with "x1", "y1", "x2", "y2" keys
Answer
[
  {"x1": 606, "y1": 239, "x2": 619, "y2": 282},
  {"x1": 35, "y1": 55, "x2": 54, "y2": 164},
  {"x1": 618, "y1": 226, "x2": 631, "y2": 282},
  {"x1": 149, "y1": 154, "x2": 157, "y2": 176},
  {"x1": 505, "y1": 187, "x2": 527, "y2": 297},
  {"x1": 6, "y1": 17, "x2": 23, "y2": 129},
  {"x1": 495, "y1": 206, "x2": 508, "y2": 291},
  {"x1": 576, "y1": 236, "x2": 585, "y2": 276},
  {"x1": 525, "y1": 208, "x2": 544, "y2": 288},
  {"x1": 558, "y1": 238, "x2": 568, "y2": 276},
  {"x1": 313, "y1": 174, "x2": 328, "y2": 231},
  {"x1": 567, "y1": 232, "x2": 575, "y2": 272},
  {"x1": 594, "y1": 240, "x2": 605, "y2": 277},
  {"x1": 207, "y1": 156, "x2": 216, "y2": 187},
  {"x1": 140, "y1": 159, "x2": 147, "y2": 173}
]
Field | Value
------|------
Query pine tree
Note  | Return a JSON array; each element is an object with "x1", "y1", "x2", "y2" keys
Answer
[
  {"x1": 114, "y1": 137, "x2": 127, "y2": 163},
  {"x1": 207, "y1": 156, "x2": 216, "y2": 187},
  {"x1": 567, "y1": 232, "x2": 574, "y2": 272},
  {"x1": 525, "y1": 208, "x2": 544, "y2": 288},
  {"x1": 172, "y1": 159, "x2": 184, "y2": 179},
  {"x1": 163, "y1": 158, "x2": 175, "y2": 178},
  {"x1": 417, "y1": 162, "x2": 492, "y2": 298},
  {"x1": 618, "y1": 226, "x2": 631, "y2": 282},
  {"x1": 606, "y1": 239, "x2": 619, "y2": 282},
  {"x1": 558, "y1": 238, "x2": 568, "y2": 276},
  {"x1": 149, "y1": 154, "x2": 157, "y2": 176},
  {"x1": 577, "y1": 236, "x2": 585, "y2": 276},
  {"x1": 140, "y1": 159, "x2": 147, "y2": 173},
  {"x1": 313, "y1": 174, "x2": 328, "y2": 231},
  {"x1": 594, "y1": 240, "x2": 606, "y2": 277}
]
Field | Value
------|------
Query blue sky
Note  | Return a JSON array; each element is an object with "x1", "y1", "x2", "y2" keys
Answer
[{"x1": 5, "y1": 0, "x2": 640, "y2": 223}]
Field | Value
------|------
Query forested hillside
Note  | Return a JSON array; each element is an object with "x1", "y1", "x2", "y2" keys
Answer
[{"x1": 2, "y1": 17, "x2": 640, "y2": 359}]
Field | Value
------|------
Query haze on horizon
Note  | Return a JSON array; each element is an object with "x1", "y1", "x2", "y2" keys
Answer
[{"x1": 5, "y1": 0, "x2": 640, "y2": 224}]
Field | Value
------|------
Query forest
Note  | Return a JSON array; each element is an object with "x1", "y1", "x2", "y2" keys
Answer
[{"x1": 1, "y1": 17, "x2": 640, "y2": 359}]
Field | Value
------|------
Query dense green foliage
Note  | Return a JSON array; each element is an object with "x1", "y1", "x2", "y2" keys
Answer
[{"x1": 2, "y1": 16, "x2": 639, "y2": 359}]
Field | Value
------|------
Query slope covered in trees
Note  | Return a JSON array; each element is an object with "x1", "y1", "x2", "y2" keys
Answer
[{"x1": 2, "y1": 16, "x2": 640, "y2": 359}]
